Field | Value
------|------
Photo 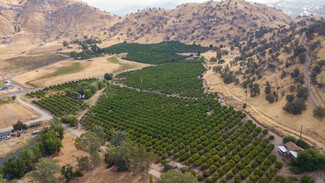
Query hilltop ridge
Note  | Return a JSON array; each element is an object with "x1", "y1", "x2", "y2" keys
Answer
[{"x1": 0, "y1": 0, "x2": 295, "y2": 53}]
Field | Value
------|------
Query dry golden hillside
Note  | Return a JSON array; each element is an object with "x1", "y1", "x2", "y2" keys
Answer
[
  {"x1": 106, "y1": 0, "x2": 294, "y2": 47},
  {"x1": 0, "y1": 0, "x2": 295, "y2": 52},
  {"x1": 0, "y1": 0, "x2": 118, "y2": 50}
]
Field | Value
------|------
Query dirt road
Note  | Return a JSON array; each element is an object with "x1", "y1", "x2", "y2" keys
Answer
[{"x1": 302, "y1": 35, "x2": 319, "y2": 107}]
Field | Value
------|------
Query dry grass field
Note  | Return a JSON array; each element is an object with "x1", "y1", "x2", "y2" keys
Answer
[
  {"x1": 35, "y1": 131, "x2": 152, "y2": 183},
  {"x1": 0, "y1": 102, "x2": 40, "y2": 129},
  {"x1": 13, "y1": 56, "x2": 150, "y2": 88}
]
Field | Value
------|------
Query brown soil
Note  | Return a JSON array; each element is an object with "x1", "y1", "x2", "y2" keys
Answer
[{"x1": 0, "y1": 102, "x2": 40, "y2": 128}]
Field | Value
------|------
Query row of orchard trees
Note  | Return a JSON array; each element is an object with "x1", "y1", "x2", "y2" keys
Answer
[
  {"x1": 80, "y1": 86, "x2": 284, "y2": 182},
  {"x1": 32, "y1": 78, "x2": 109, "y2": 117},
  {"x1": 116, "y1": 62, "x2": 207, "y2": 98}
]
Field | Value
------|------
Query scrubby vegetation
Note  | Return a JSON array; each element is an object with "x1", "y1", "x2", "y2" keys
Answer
[
  {"x1": 283, "y1": 86, "x2": 308, "y2": 114},
  {"x1": 313, "y1": 106, "x2": 325, "y2": 120},
  {"x1": 311, "y1": 60, "x2": 325, "y2": 89},
  {"x1": 81, "y1": 86, "x2": 280, "y2": 182},
  {"x1": 116, "y1": 61, "x2": 207, "y2": 98}
]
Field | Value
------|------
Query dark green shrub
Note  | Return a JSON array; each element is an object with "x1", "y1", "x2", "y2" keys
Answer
[
  {"x1": 206, "y1": 178, "x2": 215, "y2": 183},
  {"x1": 73, "y1": 170, "x2": 83, "y2": 177},
  {"x1": 275, "y1": 161, "x2": 283, "y2": 169},
  {"x1": 283, "y1": 135, "x2": 296, "y2": 144},
  {"x1": 197, "y1": 175, "x2": 204, "y2": 182},
  {"x1": 301, "y1": 175, "x2": 314, "y2": 183},
  {"x1": 240, "y1": 170, "x2": 249, "y2": 179},
  {"x1": 234, "y1": 176, "x2": 241, "y2": 183},
  {"x1": 226, "y1": 172, "x2": 234, "y2": 179}
]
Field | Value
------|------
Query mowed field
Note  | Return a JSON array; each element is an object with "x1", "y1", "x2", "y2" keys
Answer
[
  {"x1": 13, "y1": 56, "x2": 150, "y2": 88},
  {"x1": 0, "y1": 102, "x2": 40, "y2": 128}
]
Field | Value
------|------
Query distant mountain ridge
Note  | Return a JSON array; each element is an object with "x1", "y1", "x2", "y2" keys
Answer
[
  {"x1": 108, "y1": 0, "x2": 325, "y2": 18},
  {"x1": 266, "y1": 0, "x2": 325, "y2": 18},
  {"x1": 111, "y1": 1, "x2": 179, "y2": 17}
]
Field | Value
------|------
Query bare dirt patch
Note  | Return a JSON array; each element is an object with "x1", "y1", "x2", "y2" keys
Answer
[
  {"x1": 13, "y1": 56, "x2": 150, "y2": 88},
  {"x1": 0, "y1": 102, "x2": 40, "y2": 129}
]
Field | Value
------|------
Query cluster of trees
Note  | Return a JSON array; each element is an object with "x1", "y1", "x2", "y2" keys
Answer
[
  {"x1": 55, "y1": 125, "x2": 107, "y2": 182},
  {"x1": 282, "y1": 135, "x2": 310, "y2": 150},
  {"x1": 283, "y1": 86, "x2": 308, "y2": 114},
  {"x1": 13, "y1": 121, "x2": 28, "y2": 131},
  {"x1": 69, "y1": 39, "x2": 103, "y2": 60},
  {"x1": 305, "y1": 21, "x2": 325, "y2": 40},
  {"x1": 106, "y1": 131, "x2": 157, "y2": 177},
  {"x1": 64, "y1": 80, "x2": 106, "y2": 99},
  {"x1": 264, "y1": 82, "x2": 278, "y2": 103},
  {"x1": 313, "y1": 106, "x2": 325, "y2": 120},
  {"x1": 250, "y1": 83, "x2": 260, "y2": 97},
  {"x1": 0, "y1": 118, "x2": 63, "y2": 180},
  {"x1": 116, "y1": 62, "x2": 207, "y2": 98},
  {"x1": 75, "y1": 132, "x2": 102, "y2": 171},
  {"x1": 294, "y1": 148, "x2": 325, "y2": 173},
  {"x1": 311, "y1": 60, "x2": 325, "y2": 88},
  {"x1": 81, "y1": 86, "x2": 282, "y2": 182}
]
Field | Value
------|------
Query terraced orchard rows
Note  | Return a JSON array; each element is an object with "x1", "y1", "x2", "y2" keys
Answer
[{"x1": 81, "y1": 86, "x2": 282, "y2": 183}]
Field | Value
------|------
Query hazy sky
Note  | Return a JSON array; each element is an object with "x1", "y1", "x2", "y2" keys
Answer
[{"x1": 81, "y1": 0, "x2": 280, "y2": 12}]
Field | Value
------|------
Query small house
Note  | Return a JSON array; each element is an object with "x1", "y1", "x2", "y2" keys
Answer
[
  {"x1": 32, "y1": 130, "x2": 41, "y2": 137},
  {"x1": 28, "y1": 121, "x2": 42, "y2": 128},
  {"x1": 278, "y1": 141, "x2": 302, "y2": 160}
]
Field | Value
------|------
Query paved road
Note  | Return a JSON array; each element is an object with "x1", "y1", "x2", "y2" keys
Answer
[{"x1": 302, "y1": 35, "x2": 319, "y2": 107}]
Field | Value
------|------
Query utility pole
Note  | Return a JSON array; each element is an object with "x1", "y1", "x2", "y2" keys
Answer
[
  {"x1": 246, "y1": 87, "x2": 248, "y2": 104},
  {"x1": 300, "y1": 124, "x2": 303, "y2": 140}
]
